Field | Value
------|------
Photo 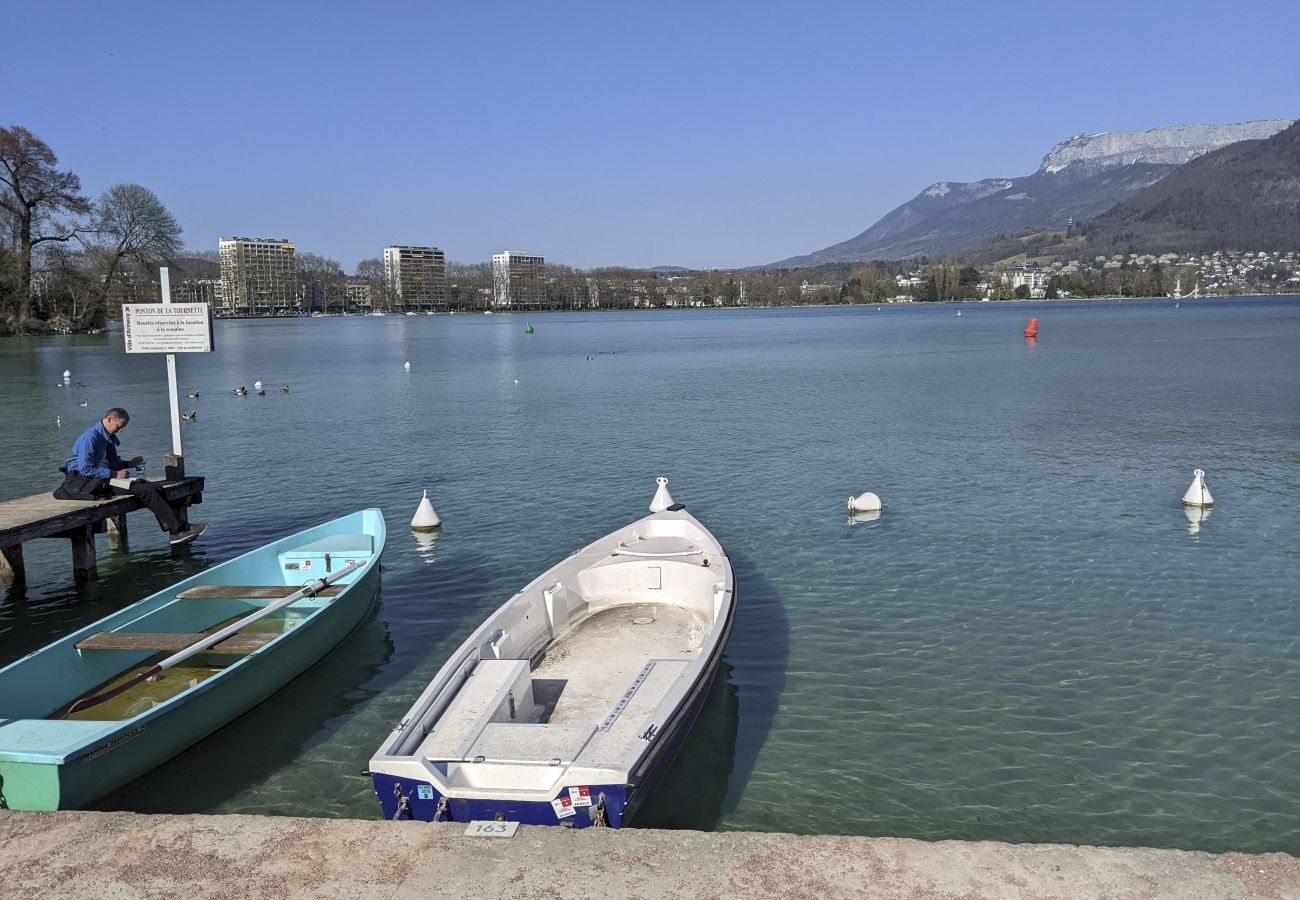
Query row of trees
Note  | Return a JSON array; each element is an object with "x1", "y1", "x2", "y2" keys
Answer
[{"x1": 0, "y1": 125, "x2": 182, "y2": 335}]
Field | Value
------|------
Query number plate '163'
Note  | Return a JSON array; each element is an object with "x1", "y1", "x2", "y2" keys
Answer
[{"x1": 464, "y1": 820, "x2": 519, "y2": 838}]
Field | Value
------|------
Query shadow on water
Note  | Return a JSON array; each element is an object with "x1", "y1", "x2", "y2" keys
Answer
[
  {"x1": 635, "y1": 551, "x2": 789, "y2": 830},
  {"x1": 633, "y1": 658, "x2": 738, "y2": 829},
  {"x1": 91, "y1": 597, "x2": 394, "y2": 814}
]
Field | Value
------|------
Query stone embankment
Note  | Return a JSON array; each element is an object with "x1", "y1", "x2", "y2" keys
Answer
[{"x1": 0, "y1": 811, "x2": 1296, "y2": 899}]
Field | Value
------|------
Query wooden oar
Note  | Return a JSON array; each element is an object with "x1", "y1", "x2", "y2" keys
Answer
[{"x1": 68, "y1": 561, "x2": 364, "y2": 714}]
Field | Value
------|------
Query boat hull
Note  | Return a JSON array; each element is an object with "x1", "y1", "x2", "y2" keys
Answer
[
  {"x1": 0, "y1": 511, "x2": 385, "y2": 811},
  {"x1": 371, "y1": 579, "x2": 736, "y2": 828}
]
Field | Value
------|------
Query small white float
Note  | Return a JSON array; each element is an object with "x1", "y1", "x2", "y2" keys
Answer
[
  {"x1": 848, "y1": 491, "x2": 882, "y2": 513},
  {"x1": 1181, "y1": 469, "x2": 1213, "y2": 508},
  {"x1": 649, "y1": 475, "x2": 675, "y2": 513},
  {"x1": 404, "y1": 361, "x2": 411, "y2": 370},
  {"x1": 411, "y1": 489, "x2": 442, "y2": 531}
]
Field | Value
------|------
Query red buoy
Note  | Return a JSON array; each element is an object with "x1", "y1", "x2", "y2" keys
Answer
[{"x1": 1024, "y1": 317, "x2": 1038, "y2": 338}]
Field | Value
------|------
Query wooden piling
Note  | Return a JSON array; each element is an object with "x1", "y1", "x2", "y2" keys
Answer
[
  {"x1": 69, "y1": 525, "x2": 98, "y2": 582},
  {"x1": 107, "y1": 514, "x2": 129, "y2": 550},
  {"x1": 0, "y1": 545, "x2": 24, "y2": 585}
]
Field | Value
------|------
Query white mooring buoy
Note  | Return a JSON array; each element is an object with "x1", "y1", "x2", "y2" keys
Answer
[
  {"x1": 649, "y1": 476, "x2": 675, "y2": 513},
  {"x1": 411, "y1": 489, "x2": 441, "y2": 531},
  {"x1": 1182, "y1": 469, "x2": 1214, "y2": 508},
  {"x1": 403, "y1": 361, "x2": 411, "y2": 370},
  {"x1": 848, "y1": 491, "x2": 882, "y2": 513},
  {"x1": 62, "y1": 369, "x2": 71, "y2": 380}
]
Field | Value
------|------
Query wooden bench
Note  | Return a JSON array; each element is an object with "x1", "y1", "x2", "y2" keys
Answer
[
  {"x1": 75, "y1": 630, "x2": 276, "y2": 654},
  {"x1": 177, "y1": 585, "x2": 344, "y2": 600},
  {"x1": 0, "y1": 474, "x2": 204, "y2": 590}
]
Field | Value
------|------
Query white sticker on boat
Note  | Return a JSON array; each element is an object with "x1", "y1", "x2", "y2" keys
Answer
[
  {"x1": 568, "y1": 786, "x2": 592, "y2": 807},
  {"x1": 465, "y1": 820, "x2": 519, "y2": 838},
  {"x1": 417, "y1": 785, "x2": 434, "y2": 800},
  {"x1": 551, "y1": 795, "x2": 576, "y2": 819},
  {"x1": 301, "y1": 559, "x2": 312, "y2": 570}
]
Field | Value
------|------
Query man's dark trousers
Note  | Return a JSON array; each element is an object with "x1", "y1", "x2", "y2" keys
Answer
[{"x1": 54, "y1": 472, "x2": 183, "y2": 533}]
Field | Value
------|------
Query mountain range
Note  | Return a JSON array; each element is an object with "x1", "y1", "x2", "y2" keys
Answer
[
  {"x1": 1075, "y1": 119, "x2": 1300, "y2": 256},
  {"x1": 772, "y1": 120, "x2": 1293, "y2": 267}
]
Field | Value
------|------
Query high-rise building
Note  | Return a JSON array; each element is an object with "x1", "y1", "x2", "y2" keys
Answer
[
  {"x1": 218, "y1": 237, "x2": 298, "y2": 315},
  {"x1": 383, "y1": 245, "x2": 447, "y2": 311},
  {"x1": 492, "y1": 251, "x2": 545, "y2": 308}
]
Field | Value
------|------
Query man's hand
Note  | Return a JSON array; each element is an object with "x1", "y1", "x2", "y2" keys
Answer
[{"x1": 115, "y1": 469, "x2": 129, "y2": 479}]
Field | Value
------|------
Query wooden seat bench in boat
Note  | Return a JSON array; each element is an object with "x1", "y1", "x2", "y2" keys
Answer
[
  {"x1": 75, "y1": 631, "x2": 277, "y2": 654},
  {"x1": 176, "y1": 585, "x2": 344, "y2": 600}
]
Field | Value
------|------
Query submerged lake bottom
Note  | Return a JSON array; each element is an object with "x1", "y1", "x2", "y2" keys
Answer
[{"x1": 1, "y1": 297, "x2": 1298, "y2": 854}]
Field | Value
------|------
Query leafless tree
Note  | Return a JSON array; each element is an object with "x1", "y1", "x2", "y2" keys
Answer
[
  {"x1": 0, "y1": 126, "x2": 90, "y2": 328},
  {"x1": 85, "y1": 183, "x2": 183, "y2": 308},
  {"x1": 298, "y1": 252, "x2": 346, "y2": 310},
  {"x1": 354, "y1": 257, "x2": 383, "y2": 280}
]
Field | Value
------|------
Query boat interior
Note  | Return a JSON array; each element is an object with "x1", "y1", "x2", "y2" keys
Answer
[
  {"x1": 401, "y1": 517, "x2": 732, "y2": 791},
  {"x1": 48, "y1": 534, "x2": 379, "y2": 722}
]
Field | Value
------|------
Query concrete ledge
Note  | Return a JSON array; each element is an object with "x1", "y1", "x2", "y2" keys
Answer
[{"x1": 0, "y1": 811, "x2": 1296, "y2": 899}]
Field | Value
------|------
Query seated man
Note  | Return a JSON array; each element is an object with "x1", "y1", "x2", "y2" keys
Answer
[{"x1": 54, "y1": 407, "x2": 207, "y2": 546}]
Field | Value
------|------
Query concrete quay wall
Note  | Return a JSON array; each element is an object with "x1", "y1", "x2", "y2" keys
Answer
[{"x1": 0, "y1": 811, "x2": 1296, "y2": 899}]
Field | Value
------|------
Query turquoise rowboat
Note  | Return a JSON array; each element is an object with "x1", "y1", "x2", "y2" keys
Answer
[{"x1": 0, "y1": 509, "x2": 386, "y2": 810}]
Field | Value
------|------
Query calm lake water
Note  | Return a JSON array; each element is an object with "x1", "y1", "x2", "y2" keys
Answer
[{"x1": 2, "y1": 298, "x2": 1298, "y2": 854}]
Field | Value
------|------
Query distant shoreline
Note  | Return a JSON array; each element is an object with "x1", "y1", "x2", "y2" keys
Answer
[{"x1": 6, "y1": 292, "x2": 1296, "y2": 338}]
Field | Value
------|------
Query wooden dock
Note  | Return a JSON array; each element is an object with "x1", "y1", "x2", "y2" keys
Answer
[{"x1": 0, "y1": 474, "x2": 204, "y2": 591}]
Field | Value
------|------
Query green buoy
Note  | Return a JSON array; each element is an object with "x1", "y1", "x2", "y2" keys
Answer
[{"x1": 525, "y1": 323, "x2": 534, "y2": 334}]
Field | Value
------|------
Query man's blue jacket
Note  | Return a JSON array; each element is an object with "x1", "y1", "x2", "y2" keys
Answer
[{"x1": 61, "y1": 421, "x2": 127, "y2": 479}]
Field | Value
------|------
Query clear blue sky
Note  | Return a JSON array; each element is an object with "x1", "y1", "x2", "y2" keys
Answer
[{"x1": 6, "y1": 0, "x2": 1297, "y2": 271}]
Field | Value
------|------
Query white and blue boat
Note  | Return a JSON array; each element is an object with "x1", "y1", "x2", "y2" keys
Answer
[
  {"x1": 0, "y1": 509, "x2": 386, "y2": 810},
  {"x1": 368, "y1": 491, "x2": 735, "y2": 828}
]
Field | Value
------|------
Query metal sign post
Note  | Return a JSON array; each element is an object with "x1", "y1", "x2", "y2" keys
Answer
[{"x1": 160, "y1": 268, "x2": 183, "y2": 460}]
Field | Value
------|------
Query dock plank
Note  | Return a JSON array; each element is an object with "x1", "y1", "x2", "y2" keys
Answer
[
  {"x1": 0, "y1": 477, "x2": 205, "y2": 547},
  {"x1": 75, "y1": 631, "x2": 277, "y2": 654}
]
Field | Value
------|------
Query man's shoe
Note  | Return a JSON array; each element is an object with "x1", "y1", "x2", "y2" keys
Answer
[{"x1": 170, "y1": 522, "x2": 209, "y2": 546}]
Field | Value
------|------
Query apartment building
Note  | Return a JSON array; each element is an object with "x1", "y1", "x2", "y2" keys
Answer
[
  {"x1": 491, "y1": 251, "x2": 545, "y2": 308},
  {"x1": 218, "y1": 237, "x2": 299, "y2": 315},
  {"x1": 344, "y1": 279, "x2": 373, "y2": 311},
  {"x1": 383, "y1": 245, "x2": 447, "y2": 311}
]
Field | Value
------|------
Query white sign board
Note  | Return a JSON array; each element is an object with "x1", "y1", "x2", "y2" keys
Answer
[{"x1": 122, "y1": 303, "x2": 214, "y2": 353}]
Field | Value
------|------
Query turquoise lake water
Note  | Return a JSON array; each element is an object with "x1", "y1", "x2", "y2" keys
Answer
[{"x1": 1, "y1": 298, "x2": 1298, "y2": 853}]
